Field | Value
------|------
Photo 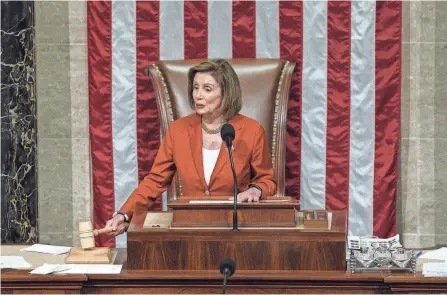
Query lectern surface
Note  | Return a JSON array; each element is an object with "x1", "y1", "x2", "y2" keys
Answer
[{"x1": 166, "y1": 196, "x2": 300, "y2": 227}]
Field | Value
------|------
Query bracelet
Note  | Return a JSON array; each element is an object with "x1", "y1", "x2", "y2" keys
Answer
[{"x1": 113, "y1": 211, "x2": 129, "y2": 223}]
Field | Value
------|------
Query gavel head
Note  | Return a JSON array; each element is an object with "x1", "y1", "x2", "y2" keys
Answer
[{"x1": 78, "y1": 221, "x2": 95, "y2": 250}]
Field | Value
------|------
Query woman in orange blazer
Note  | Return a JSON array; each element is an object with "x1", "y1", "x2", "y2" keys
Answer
[{"x1": 106, "y1": 59, "x2": 276, "y2": 235}]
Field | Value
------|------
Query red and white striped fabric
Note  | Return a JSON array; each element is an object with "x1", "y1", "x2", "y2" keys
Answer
[{"x1": 87, "y1": 1, "x2": 401, "y2": 248}]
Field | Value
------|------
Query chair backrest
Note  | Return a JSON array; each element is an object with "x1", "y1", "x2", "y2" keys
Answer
[{"x1": 146, "y1": 58, "x2": 295, "y2": 200}]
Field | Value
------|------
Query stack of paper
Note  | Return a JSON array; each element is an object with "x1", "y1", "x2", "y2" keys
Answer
[
  {"x1": 423, "y1": 262, "x2": 447, "y2": 277},
  {"x1": 21, "y1": 244, "x2": 71, "y2": 255}
]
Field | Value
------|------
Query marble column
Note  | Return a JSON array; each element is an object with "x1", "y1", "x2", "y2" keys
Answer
[
  {"x1": 1, "y1": 1, "x2": 37, "y2": 243},
  {"x1": 35, "y1": 1, "x2": 73, "y2": 246},
  {"x1": 399, "y1": 1, "x2": 447, "y2": 248}
]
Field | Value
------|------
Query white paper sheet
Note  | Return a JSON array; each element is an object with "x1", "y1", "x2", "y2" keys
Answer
[
  {"x1": 0, "y1": 256, "x2": 32, "y2": 269},
  {"x1": 189, "y1": 200, "x2": 235, "y2": 204},
  {"x1": 419, "y1": 247, "x2": 447, "y2": 260},
  {"x1": 189, "y1": 200, "x2": 289, "y2": 204},
  {"x1": 21, "y1": 244, "x2": 71, "y2": 255},
  {"x1": 55, "y1": 264, "x2": 123, "y2": 274},
  {"x1": 30, "y1": 264, "x2": 70, "y2": 275}
]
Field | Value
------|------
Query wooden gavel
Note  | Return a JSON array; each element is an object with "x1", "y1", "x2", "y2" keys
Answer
[{"x1": 78, "y1": 221, "x2": 115, "y2": 250}]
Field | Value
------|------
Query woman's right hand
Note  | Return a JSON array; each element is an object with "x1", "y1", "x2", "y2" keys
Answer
[{"x1": 104, "y1": 214, "x2": 128, "y2": 236}]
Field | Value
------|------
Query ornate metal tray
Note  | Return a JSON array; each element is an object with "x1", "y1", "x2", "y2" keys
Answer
[{"x1": 349, "y1": 237, "x2": 417, "y2": 274}]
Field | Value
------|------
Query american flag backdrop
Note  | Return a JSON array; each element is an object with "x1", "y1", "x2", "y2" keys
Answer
[{"x1": 87, "y1": 1, "x2": 401, "y2": 247}]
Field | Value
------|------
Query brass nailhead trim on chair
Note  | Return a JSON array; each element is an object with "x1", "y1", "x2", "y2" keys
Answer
[
  {"x1": 153, "y1": 65, "x2": 174, "y2": 123},
  {"x1": 177, "y1": 175, "x2": 183, "y2": 196},
  {"x1": 271, "y1": 61, "x2": 289, "y2": 171},
  {"x1": 152, "y1": 65, "x2": 183, "y2": 196}
]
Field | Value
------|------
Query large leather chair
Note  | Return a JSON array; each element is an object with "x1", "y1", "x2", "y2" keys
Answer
[{"x1": 145, "y1": 59, "x2": 295, "y2": 201}]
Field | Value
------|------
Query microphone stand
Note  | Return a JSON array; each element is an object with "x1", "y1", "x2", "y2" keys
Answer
[
  {"x1": 219, "y1": 258, "x2": 236, "y2": 295},
  {"x1": 227, "y1": 142, "x2": 239, "y2": 232},
  {"x1": 222, "y1": 268, "x2": 230, "y2": 294}
]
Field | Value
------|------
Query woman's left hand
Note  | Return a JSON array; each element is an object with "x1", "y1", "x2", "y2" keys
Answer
[{"x1": 230, "y1": 187, "x2": 261, "y2": 202}]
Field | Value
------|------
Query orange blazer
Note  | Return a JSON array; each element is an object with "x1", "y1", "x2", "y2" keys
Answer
[{"x1": 120, "y1": 113, "x2": 277, "y2": 219}]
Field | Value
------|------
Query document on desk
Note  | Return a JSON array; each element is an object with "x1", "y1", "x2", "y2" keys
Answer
[
  {"x1": 0, "y1": 256, "x2": 32, "y2": 269},
  {"x1": 189, "y1": 200, "x2": 235, "y2": 204},
  {"x1": 21, "y1": 244, "x2": 71, "y2": 255},
  {"x1": 189, "y1": 200, "x2": 289, "y2": 204},
  {"x1": 30, "y1": 264, "x2": 70, "y2": 275},
  {"x1": 55, "y1": 264, "x2": 123, "y2": 274},
  {"x1": 419, "y1": 247, "x2": 447, "y2": 261},
  {"x1": 259, "y1": 199, "x2": 289, "y2": 203}
]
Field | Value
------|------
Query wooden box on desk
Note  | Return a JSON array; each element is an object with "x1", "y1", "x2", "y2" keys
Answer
[
  {"x1": 127, "y1": 198, "x2": 347, "y2": 272},
  {"x1": 298, "y1": 210, "x2": 330, "y2": 229}
]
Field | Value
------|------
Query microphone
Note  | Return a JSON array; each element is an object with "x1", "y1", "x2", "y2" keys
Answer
[
  {"x1": 220, "y1": 123, "x2": 238, "y2": 232},
  {"x1": 219, "y1": 258, "x2": 236, "y2": 294},
  {"x1": 221, "y1": 123, "x2": 235, "y2": 148}
]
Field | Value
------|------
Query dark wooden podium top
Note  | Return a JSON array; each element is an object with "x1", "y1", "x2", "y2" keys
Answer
[
  {"x1": 128, "y1": 207, "x2": 347, "y2": 234},
  {"x1": 168, "y1": 196, "x2": 299, "y2": 208},
  {"x1": 166, "y1": 196, "x2": 301, "y2": 227}
]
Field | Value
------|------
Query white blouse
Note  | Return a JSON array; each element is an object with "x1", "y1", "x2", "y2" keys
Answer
[{"x1": 202, "y1": 148, "x2": 220, "y2": 185}]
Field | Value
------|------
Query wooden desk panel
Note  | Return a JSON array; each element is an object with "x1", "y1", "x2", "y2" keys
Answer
[
  {"x1": 1, "y1": 269, "x2": 86, "y2": 294},
  {"x1": 3, "y1": 249, "x2": 447, "y2": 294},
  {"x1": 3, "y1": 264, "x2": 447, "y2": 294},
  {"x1": 84, "y1": 270, "x2": 389, "y2": 294},
  {"x1": 127, "y1": 210, "x2": 347, "y2": 271},
  {"x1": 127, "y1": 229, "x2": 346, "y2": 271},
  {"x1": 386, "y1": 273, "x2": 447, "y2": 294}
]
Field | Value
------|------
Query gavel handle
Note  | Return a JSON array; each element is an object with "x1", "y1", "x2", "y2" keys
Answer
[{"x1": 93, "y1": 227, "x2": 115, "y2": 236}]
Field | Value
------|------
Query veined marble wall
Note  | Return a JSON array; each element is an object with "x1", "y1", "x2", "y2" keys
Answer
[
  {"x1": 35, "y1": 1, "x2": 90, "y2": 246},
  {"x1": 28, "y1": 1, "x2": 447, "y2": 247},
  {"x1": 1, "y1": 1, "x2": 38, "y2": 243}
]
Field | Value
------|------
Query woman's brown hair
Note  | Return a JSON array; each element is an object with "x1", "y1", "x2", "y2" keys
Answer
[{"x1": 187, "y1": 59, "x2": 242, "y2": 120}]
